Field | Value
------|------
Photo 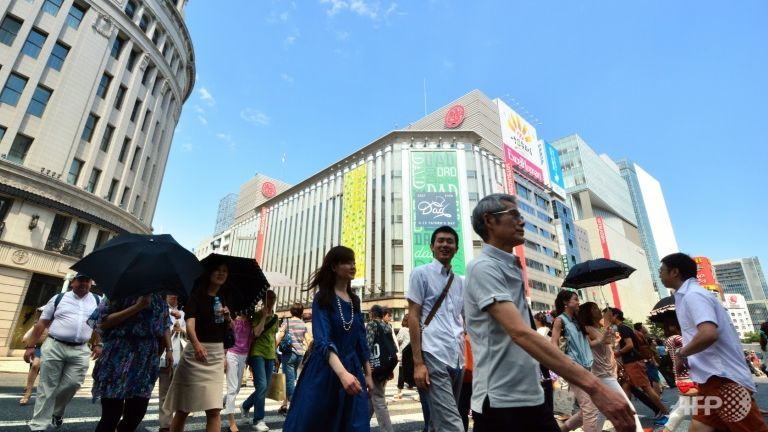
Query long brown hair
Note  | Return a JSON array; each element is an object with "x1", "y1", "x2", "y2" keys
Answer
[
  {"x1": 305, "y1": 246, "x2": 361, "y2": 310},
  {"x1": 576, "y1": 301, "x2": 600, "y2": 335}
]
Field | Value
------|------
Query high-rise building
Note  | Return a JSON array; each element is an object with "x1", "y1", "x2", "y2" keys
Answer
[
  {"x1": 0, "y1": 0, "x2": 194, "y2": 355},
  {"x1": 552, "y1": 134, "x2": 658, "y2": 321},
  {"x1": 617, "y1": 160, "x2": 679, "y2": 297},
  {"x1": 723, "y1": 293, "x2": 754, "y2": 339},
  {"x1": 714, "y1": 257, "x2": 768, "y2": 301},
  {"x1": 214, "y1": 193, "x2": 237, "y2": 235}
]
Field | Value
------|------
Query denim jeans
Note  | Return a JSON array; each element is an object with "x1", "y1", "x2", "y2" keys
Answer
[
  {"x1": 281, "y1": 351, "x2": 303, "y2": 401},
  {"x1": 242, "y1": 356, "x2": 274, "y2": 422}
]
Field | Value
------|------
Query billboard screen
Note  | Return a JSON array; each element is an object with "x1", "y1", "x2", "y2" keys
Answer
[
  {"x1": 410, "y1": 151, "x2": 466, "y2": 275},
  {"x1": 694, "y1": 256, "x2": 717, "y2": 286},
  {"x1": 341, "y1": 164, "x2": 368, "y2": 281},
  {"x1": 496, "y1": 99, "x2": 545, "y2": 186},
  {"x1": 544, "y1": 140, "x2": 566, "y2": 197}
]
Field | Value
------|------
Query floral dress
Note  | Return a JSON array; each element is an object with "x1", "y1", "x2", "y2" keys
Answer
[{"x1": 91, "y1": 293, "x2": 168, "y2": 400}]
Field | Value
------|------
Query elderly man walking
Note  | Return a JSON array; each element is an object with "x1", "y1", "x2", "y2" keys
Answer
[
  {"x1": 23, "y1": 274, "x2": 102, "y2": 431},
  {"x1": 407, "y1": 225, "x2": 465, "y2": 432},
  {"x1": 464, "y1": 194, "x2": 636, "y2": 432}
]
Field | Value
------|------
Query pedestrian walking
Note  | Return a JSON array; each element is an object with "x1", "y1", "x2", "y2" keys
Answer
[
  {"x1": 394, "y1": 312, "x2": 412, "y2": 400},
  {"x1": 551, "y1": 290, "x2": 599, "y2": 432},
  {"x1": 283, "y1": 246, "x2": 374, "y2": 432},
  {"x1": 407, "y1": 225, "x2": 466, "y2": 432},
  {"x1": 91, "y1": 293, "x2": 172, "y2": 432},
  {"x1": 658, "y1": 311, "x2": 697, "y2": 432},
  {"x1": 366, "y1": 305, "x2": 395, "y2": 432},
  {"x1": 661, "y1": 252, "x2": 768, "y2": 431},
  {"x1": 159, "y1": 294, "x2": 186, "y2": 432},
  {"x1": 457, "y1": 332, "x2": 473, "y2": 432},
  {"x1": 222, "y1": 311, "x2": 253, "y2": 432},
  {"x1": 463, "y1": 194, "x2": 636, "y2": 432},
  {"x1": 533, "y1": 311, "x2": 555, "y2": 412},
  {"x1": 275, "y1": 302, "x2": 308, "y2": 415},
  {"x1": 241, "y1": 290, "x2": 278, "y2": 432},
  {"x1": 23, "y1": 274, "x2": 102, "y2": 431},
  {"x1": 20, "y1": 308, "x2": 47, "y2": 406},
  {"x1": 163, "y1": 262, "x2": 231, "y2": 432}
]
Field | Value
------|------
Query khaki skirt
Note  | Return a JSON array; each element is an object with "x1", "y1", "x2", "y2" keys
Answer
[{"x1": 163, "y1": 342, "x2": 225, "y2": 413}]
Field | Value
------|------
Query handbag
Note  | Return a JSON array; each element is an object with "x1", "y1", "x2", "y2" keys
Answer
[
  {"x1": 278, "y1": 319, "x2": 293, "y2": 353},
  {"x1": 266, "y1": 371, "x2": 286, "y2": 401}
]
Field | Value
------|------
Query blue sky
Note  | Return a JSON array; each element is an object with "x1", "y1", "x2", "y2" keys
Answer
[{"x1": 154, "y1": 0, "x2": 767, "y2": 270}]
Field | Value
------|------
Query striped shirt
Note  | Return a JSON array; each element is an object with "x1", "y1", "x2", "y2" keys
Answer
[{"x1": 280, "y1": 318, "x2": 307, "y2": 356}]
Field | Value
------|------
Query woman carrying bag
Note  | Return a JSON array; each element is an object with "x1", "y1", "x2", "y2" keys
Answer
[{"x1": 275, "y1": 302, "x2": 308, "y2": 415}]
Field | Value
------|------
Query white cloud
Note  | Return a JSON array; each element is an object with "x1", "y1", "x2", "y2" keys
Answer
[
  {"x1": 193, "y1": 105, "x2": 205, "y2": 114},
  {"x1": 197, "y1": 115, "x2": 208, "y2": 126},
  {"x1": 197, "y1": 87, "x2": 215, "y2": 106},
  {"x1": 280, "y1": 72, "x2": 295, "y2": 83},
  {"x1": 240, "y1": 109, "x2": 271, "y2": 126},
  {"x1": 321, "y1": 0, "x2": 347, "y2": 16},
  {"x1": 181, "y1": 142, "x2": 194, "y2": 152},
  {"x1": 384, "y1": 3, "x2": 398, "y2": 17},
  {"x1": 336, "y1": 30, "x2": 350, "y2": 41},
  {"x1": 349, "y1": 0, "x2": 377, "y2": 19},
  {"x1": 216, "y1": 133, "x2": 236, "y2": 150},
  {"x1": 320, "y1": 1, "x2": 399, "y2": 20},
  {"x1": 284, "y1": 35, "x2": 298, "y2": 46}
]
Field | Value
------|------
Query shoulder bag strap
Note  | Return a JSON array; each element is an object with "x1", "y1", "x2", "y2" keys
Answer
[{"x1": 423, "y1": 272, "x2": 455, "y2": 329}]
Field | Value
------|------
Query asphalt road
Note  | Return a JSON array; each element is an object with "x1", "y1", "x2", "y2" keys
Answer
[{"x1": 1, "y1": 372, "x2": 767, "y2": 431}]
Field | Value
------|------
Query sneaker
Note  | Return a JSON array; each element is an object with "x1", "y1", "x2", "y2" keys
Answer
[
  {"x1": 51, "y1": 416, "x2": 63, "y2": 429},
  {"x1": 240, "y1": 404, "x2": 250, "y2": 418},
  {"x1": 653, "y1": 414, "x2": 669, "y2": 426},
  {"x1": 253, "y1": 420, "x2": 269, "y2": 431}
]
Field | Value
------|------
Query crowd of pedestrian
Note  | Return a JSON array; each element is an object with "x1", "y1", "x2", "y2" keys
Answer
[{"x1": 16, "y1": 193, "x2": 768, "y2": 432}]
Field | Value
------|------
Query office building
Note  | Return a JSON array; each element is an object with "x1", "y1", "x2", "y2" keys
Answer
[
  {"x1": 714, "y1": 257, "x2": 768, "y2": 301},
  {"x1": 213, "y1": 193, "x2": 237, "y2": 235},
  {"x1": 0, "y1": 0, "x2": 195, "y2": 354},
  {"x1": 723, "y1": 293, "x2": 754, "y2": 339}
]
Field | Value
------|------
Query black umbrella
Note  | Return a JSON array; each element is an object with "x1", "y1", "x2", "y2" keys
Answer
[
  {"x1": 648, "y1": 296, "x2": 676, "y2": 324},
  {"x1": 562, "y1": 258, "x2": 636, "y2": 289},
  {"x1": 72, "y1": 233, "x2": 203, "y2": 300},
  {"x1": 200, "y1": 254, "x2": 270, "y2": 315}
]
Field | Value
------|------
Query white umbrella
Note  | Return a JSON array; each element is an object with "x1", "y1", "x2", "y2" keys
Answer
[{"x1": 264, "y1": 271, "x2": 299, "y2": 288}]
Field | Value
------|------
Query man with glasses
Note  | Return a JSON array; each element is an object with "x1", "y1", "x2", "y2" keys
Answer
[
  {"x1": 407, "y1": 225, "x2": 465, "y2": 432},
  {"x1": 464, "y1": 193, "x2": 636, "y2": 432}
]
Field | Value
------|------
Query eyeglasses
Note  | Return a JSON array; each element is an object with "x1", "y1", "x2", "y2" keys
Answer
[{"x1": 489, "y1": 207, "x2": 524, "y2": 221}]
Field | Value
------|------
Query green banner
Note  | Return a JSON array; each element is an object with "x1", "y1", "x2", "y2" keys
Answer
[{"x1": 410, "y1": 151, "x2": 465, "y2": 275}]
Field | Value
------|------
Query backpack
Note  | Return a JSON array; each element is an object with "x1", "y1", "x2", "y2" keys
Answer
[
  {"x1": 633, "y1": 329, "x2": 654, "y2": 360},
  {"x1": 370, "y1": 321, "x2": 398, "y2": 380},
  {"x1": 53, "y1": 291, "x2": 101, "y2": 317}
]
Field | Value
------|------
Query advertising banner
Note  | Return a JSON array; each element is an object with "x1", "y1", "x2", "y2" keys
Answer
[
  {"x1": 341, "y1": 164, "x2": 368, "y2": 280},
  {"x1": 502, "y1": 158, "x2": 530, "y2": 296},
  {"x1": 410, "y1": 151, "x2": 465, "y2": 275},
  {"x1": 544, "y1": 140, "x2": 566, "y2": 198},
  {"x1": 255, "y1": 207, "x2": 269, "y2": 264},
  {"x1": 596, "y1": 217, "x2": 622, "y2": 308},
  {"x1": 496, "y1": 99, "x2": 545, "y2": 186}
]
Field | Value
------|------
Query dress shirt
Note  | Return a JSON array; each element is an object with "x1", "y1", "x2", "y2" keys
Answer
[{"x1": 40, "y1": 291, "x2": 98, "y2": 344}]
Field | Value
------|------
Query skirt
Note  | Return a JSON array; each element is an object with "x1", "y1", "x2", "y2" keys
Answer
[{"x1": 163, "y1": 342, "x2": 225, "y2": 413}]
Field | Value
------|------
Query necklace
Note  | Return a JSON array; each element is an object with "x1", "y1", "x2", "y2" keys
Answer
[{"x1": 336, "y1": 295, "x2": 354, "y2": 331}]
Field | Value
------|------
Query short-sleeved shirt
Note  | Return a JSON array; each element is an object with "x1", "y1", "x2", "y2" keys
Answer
[
  {"x1": 41, "y1": 291, "x2": 99, "y2": 344},
  {"x1": 464, "y1": 244, "x2": 544, "y2": 412},
  {"x1": 674, "y1": 278, "x2": 755, "y2": 391},
  {"x1": 185, "y1": 291, "x2": 227, "y2": 343},
  {"x1": 617, "y1": 324, "x2": 644, "y2": 364},
  {"x1": 279, "y1": 317, "x2": 307, "y2": 356},
  {"x1": 250, "y1": 310, "x2": 279, "y2": 359},
  {"x1": 407, "y1": 259, "x2": 465, "y2": 369}
]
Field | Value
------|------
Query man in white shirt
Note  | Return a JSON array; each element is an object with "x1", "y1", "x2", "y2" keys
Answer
[
  {"x1": 407, "y1": 225, "x2": 465, "y2": 432},
  {"x1": 23, "y1": 274, "x2": 102, "y2": 431},
  {"x1": 661, "y1": 252, "x2": 767, "y2": 432},
  {"x1": 159, "y1": 294, "x2": 185, "y2": 431}
]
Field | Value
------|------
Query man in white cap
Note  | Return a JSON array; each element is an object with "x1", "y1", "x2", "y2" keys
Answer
[{"x1": 23, "y1": 273, "x2": 102, "y2": 431}]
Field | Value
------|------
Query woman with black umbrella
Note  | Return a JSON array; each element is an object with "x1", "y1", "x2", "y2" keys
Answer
[{"x1": 164, "y1": 261, "x2": 232, "y2": 432}]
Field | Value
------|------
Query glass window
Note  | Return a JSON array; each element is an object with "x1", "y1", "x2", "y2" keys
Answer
[
  {"x1": 141, "y1": 64, "x2": 154, "y2": 86},
  {"x1": 42, "y1": 0, "x2": 64, "y2": 16},
  {"x1": 106, "y1": 179, "x2": 119, "y2": 201},
  {"x1": 26, "y1": 85, "x2": 53, "y2": 117},
  {"x1": 130, "y1": 99, "x2": 142, "y2": 122},
  {"x1": 125, "y1": 0, "x2": 137, "y2": 18},
  {"x1": 81, "y1": 113, "x2": 99, "y2": 142},
  {"x1": 85, "y1": 168, "x2": 101, "y2": 192},
  {"x1": 96, "y1": 73, "x2": 112, "y2": 98},
  {"x1": 126, "y1": 50, "x2": 140, "y2": 71},
  {"x1": 22, "y1": 28, "x2": 47, "y2": 59},
  {"x1": 141, "y1": 110, "x2": 151, "y2": 131},
  {"x1": 0, "y1": 15, "x2": 23, "y2": 46},
  {"x1": 118, "y1": 138, "x2": 130, "y2": 162},
  {"x1": 139, "y1": 13, "x2": 151, "y2": 32},
  {"x1": 0, "y1": 125, "x2": 5, "y2": 142},
  {"x1": 7, "y1": 134, "x2": 33, "y2": 164},
  {"x1": 0, "y1": 73, "x2": 28, "y2": 107},
  {"x1": 114, "y1": 85, "x2": 127, "y2": 110},
  {"x1": 100, "y1": 125, "x2": 114, "y2": 151},
  {"x1": 67, "y1": 159, "x2": 83, "y2": 184},
  {"x1": 129, "y1": 147, "x2": 141, "y2": 170},
  {"x1": 65, "y1": 3, "x2": 87, "y2": 30},
  {"x1": 151, "y1": 28, "x2": 163, "y2": 45},
  {"x1": 46, "y1": 41, "x2": 70, "y2": 71},
  {"x1": 110, "y1": 35, "x2": 126, "y2": 59},
  {"x1": 120, "y1": 187, "x2": 130, "y2": 207},
  {"x1": 515, "y1": 182, "x2": 531, "y2": 200},
  {"x1": 95, "y1": 230, "x2": 110, "y2": 248}
]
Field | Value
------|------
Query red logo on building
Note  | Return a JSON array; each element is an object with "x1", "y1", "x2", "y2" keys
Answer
[
  {"x1": 444, "y1": 105, "x2": 465, "y2": 128},
  {"x1": 261, "y1": 181, "x2": 277, "y2": 198}
]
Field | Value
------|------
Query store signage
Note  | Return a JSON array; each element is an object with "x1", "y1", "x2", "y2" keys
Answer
[
  {"x1": 261, "y1": 181, "x2": 277, "y2": 198},
  {"x1": 444, "y1": 105, "x2": 465, "y2": 128}
]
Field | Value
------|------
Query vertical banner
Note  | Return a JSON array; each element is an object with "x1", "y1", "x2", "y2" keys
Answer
[
  {"x1": 341, "y1": 165, "x2": 368, "y2": 281},
  {"x1": 596, "y1": 217, "x2": 621, "y2": 308},
  {"x1": 255, "y1": 207, "x2": 269, "y2": 264},
  {"x1": 410, "y1": 151, "x2": 466, "y2": 275},
  {"x1": 503, "y1": 160, "x2": 530, "y2": 297}
]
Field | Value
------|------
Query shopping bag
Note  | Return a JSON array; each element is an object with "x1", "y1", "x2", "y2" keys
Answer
[{"x1": 266, "y1": 372, "x2": 286, "y2": 401}]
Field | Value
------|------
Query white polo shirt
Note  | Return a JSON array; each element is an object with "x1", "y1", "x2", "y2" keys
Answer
[
  {"x1": 674, "y1": 278, "x2": 755, "y2": 391},
  {"x1": 40, "y1": 291, "x2": 99, "y2": 344}
]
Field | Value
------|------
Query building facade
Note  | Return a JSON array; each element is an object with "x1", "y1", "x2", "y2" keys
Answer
[
  {"x1": 714, "y1": 257, "x2": 768, "y2": 301},
  {"x1": 213, "y1": 192, "x2": 237, "y2": 236},
  {"x1": 0, "y1": 0, "x2": 194, "y2": 354},
  {"x1": 617, "y1": 160, "x2": 679, "y2": 297},
  {"x1": 723, "y1": 293, "x2": 754, "y2": 339}
]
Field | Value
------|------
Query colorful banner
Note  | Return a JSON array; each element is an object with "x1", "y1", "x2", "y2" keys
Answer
[
  {"x1": 410, "y1": 151, "x2": 465, "y2": 275},
  {"x1": 502, "y1": 160, "x2": 530, "y2": 297},
  {"x1": 496, "y1": 98, "x2": 545, "y2": 186},
  {"x1": 596, "y1": 217, "x2": 621, "y2": 308},
  {"x1": 505, "y1": 145, "x2": 545, "y2": 185},
  {"x1": 341, "y1": 164, "x2": 368, "y2": 279},
  {"x1": 544, "y1": 140, "x2": 566, "y2": 197},
  {"x1": 255, "y1": 207, "x2": 269, "y2": 264}
]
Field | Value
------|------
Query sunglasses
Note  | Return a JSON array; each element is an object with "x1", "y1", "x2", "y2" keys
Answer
[{"x1": 489, "y1": 207, "x2": 524, "y2": 221}]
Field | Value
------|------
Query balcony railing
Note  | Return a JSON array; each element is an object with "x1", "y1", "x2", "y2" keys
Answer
[{"x1": 45, "y1": 236, "x2": 86, "y2": 258}]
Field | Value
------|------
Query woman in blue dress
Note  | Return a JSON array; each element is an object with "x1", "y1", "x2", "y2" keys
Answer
[{"x1": 284, "y1": 246, "x2": 374, "y2": 432}]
